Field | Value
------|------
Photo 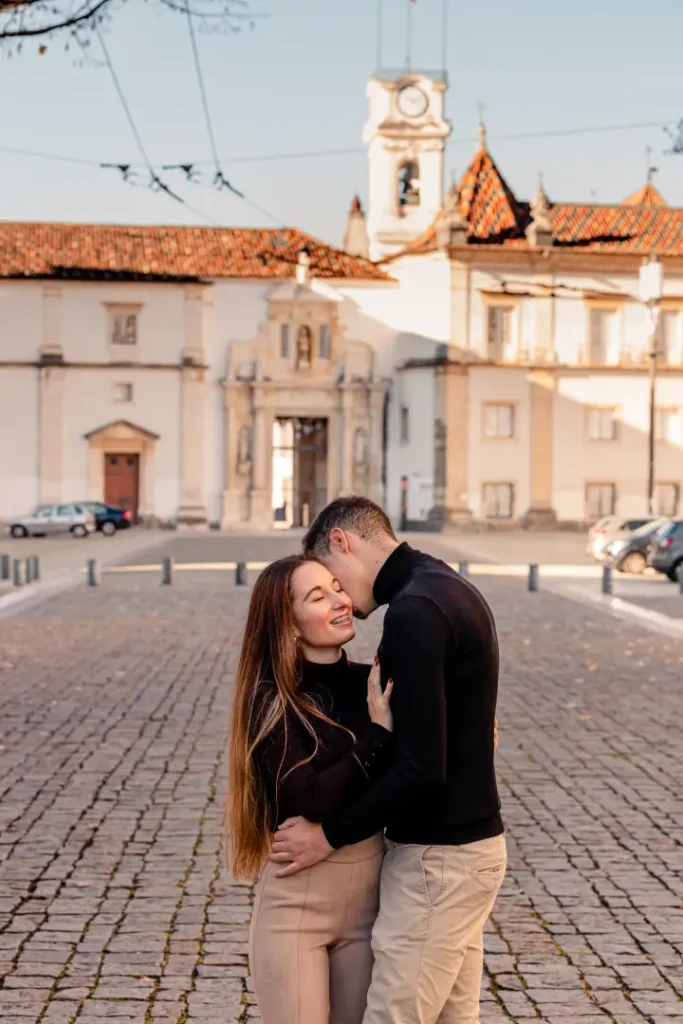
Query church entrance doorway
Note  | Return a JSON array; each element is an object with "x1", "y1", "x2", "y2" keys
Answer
[
  {"x1": 104, "y1": 452, "x2": 140, "y2": 521},
  {"x1": 272, "y1": 418, "x2": 328, "y2": 529}
]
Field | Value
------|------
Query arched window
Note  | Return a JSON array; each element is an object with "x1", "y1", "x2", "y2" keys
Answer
[{"x1": 398, "y1": 160, "x2": 420, "y2": 208}]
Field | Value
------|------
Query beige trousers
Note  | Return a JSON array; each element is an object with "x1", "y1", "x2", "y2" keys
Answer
[
  {"x1": 363, "y1": 834, "x2": 507, "y2": 1024},
  {"x1": 249, "y1": 834, "x2": 384, "y2": 1024}
]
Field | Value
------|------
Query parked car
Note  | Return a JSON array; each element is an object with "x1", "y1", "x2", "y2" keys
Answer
[
  {"x1": 647, "y1": 519, "x2": 683, "y2": 581},
  {"x1": 9, "y1": 503, "x2": 95, "y2": 538},
  {"x1": 587, "y1": 515, "x2": 655, "y2": 561},
  {"x1": 603, "y1": 518, "x2": 669, "y2": 574},
  {"x1": 79, "y1": 502, "x2": 133, "y2": 536}
]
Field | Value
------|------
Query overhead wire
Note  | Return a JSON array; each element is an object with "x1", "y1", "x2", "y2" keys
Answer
[
  {"x1": 94, "y1": 23, "x2": 220, "y2": 226},
  {"x1": 1, "y1": 117, "x2": 679, "y2": 175}
]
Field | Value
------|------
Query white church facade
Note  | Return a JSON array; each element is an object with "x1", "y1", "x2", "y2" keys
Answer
[{"x1": 1, "y1": 68, "x2": 683, "y2": 529}]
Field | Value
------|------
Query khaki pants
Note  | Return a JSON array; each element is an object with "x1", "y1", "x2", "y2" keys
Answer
[
  {"x1": 363, "y1": 834, "x2": 507, "y2": 1024},
  {"x1": 250, "y1": 834, "x2": 384, "y2": 1024}
]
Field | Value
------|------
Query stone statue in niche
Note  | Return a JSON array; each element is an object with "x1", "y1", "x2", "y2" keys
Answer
[
  {"x1": 296, "y1": 325, "x2": 312, "y2": 370},
  {"x1": 236, "y1": 424, "x2": 252, "y2": 472}
]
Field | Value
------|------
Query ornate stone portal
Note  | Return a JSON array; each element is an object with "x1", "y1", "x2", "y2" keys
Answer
[{"x1": 221, "y1": 255, "x2": 386, "y2": 530}]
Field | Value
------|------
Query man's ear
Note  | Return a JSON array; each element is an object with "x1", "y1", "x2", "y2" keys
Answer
[{"x1": 329, "y1": 526, "x2": 351, "y2": 555}]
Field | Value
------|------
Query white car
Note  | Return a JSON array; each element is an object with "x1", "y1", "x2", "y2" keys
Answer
[
  {"x1": 9, "y1": 503, "x2": 95, "y2": 538},
  {"x1": 587, "y1": 515, "x2": 655, "y2": 561}
]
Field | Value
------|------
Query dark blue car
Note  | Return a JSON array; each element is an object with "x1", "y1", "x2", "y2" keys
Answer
[{"x1": 80, "y1": 502, "x2": 133, "y2": 536}]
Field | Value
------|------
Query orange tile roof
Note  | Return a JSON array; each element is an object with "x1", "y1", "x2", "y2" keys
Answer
[
  {"x1": 622, "y1": 182, "x2": 666, "y2": 207},
  {"x1": 391, "y1": 146, "x2": 683, "y2": 259},
  {"x1": 0, "y1": 222, "x2": 390, "y2": 281}
]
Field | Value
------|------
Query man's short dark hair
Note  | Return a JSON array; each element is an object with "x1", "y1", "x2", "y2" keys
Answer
[{"x1": 303, "y1": 496, "x2": 397, "y2": 557}]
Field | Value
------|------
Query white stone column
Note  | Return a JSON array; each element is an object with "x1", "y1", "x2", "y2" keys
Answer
[
  {"x1": 41, "y1": 284, "x2": 63, "y2": 361},
  {"x1": 39, "y1": 366, "x2": 66, "y2": 504},
  {"x1": 177, "y1": 286, "x2": 208, "y2": 527},
  {"x1": 368, "y1": 385, "x2": 385, "y2": 505},
  {"x1": 249, "y1": 395, "x2": 273, "y2": 529},
  {"x1": 178, "y1": 366, "x2": 207, "y2": 527},
  {"x1": 340, "y1": 386, "x2": 355, "y2": 495}
]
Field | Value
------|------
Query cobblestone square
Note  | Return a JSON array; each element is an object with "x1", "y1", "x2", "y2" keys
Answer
[{"x1": 0, "y1": 573, "x2": 681, "y2": 1023}]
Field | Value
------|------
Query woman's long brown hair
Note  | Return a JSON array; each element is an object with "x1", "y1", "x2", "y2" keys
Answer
[{"x1": 226, "y1": 555, "x2": 350, "y2": 879}]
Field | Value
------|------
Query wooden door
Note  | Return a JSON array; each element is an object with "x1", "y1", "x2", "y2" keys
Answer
[{"x1": 104, "y1": 453, "x2": 139, "y2": 520}]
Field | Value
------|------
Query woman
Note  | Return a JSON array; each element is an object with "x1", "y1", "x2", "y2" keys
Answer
[{"x1": 227, "y1": 555, "x2": 394, "y2": 1024}]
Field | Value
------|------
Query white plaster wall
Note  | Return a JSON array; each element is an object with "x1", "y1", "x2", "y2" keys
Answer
[
  {"x1": 467, "y1": 367, "x2": 531, "y2": 519},
  {"x1": 60, "y1": 282, "x2": 186, "y2": 364},
  {"x1": 61, "y1": 369, "x2": 182, "y2": 519},
  {"x1": 0, "y1": 367, "x2": 39, "y2": 518},
  {"x1": 206, "y1": 282, "x2": 271, "y2": 524},
  {"x1": 553, "y1": 372, "x2": 683, "y2": 520},
  {"x1": 0, "y1": 282, "x2": 44, "y2": 361},
  {"x1": 385, "y1": 366, "x2": 436, "y2": 523}
]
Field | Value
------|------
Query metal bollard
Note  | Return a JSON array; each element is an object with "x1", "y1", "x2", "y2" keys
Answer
[
  {"x1": 235, "y1": 562, "x2": 248, "y2": 586},
  {"x1": 87, "y1": 559, "x2": 100, "y2": 586},
  {"x1": 528, "y1": 563, "x2": 539, "y2": 592},
  {"x1": 458, "y1": 561, "x2": 469, "y2": 578},
  {"x1": 12, "y1": 558, "x2": 24, "y2": 586},
  {"x1": 1, "y1": 553, "x2": 9, "y2": 581},
  {"x1": 677, "y1": 563, "x2": 683, "y2": 595},
  {"x1": 161, "y1": 557, "x2": 174, "y2": 585},
  {"x1": 601, "y1": 564, "x2": 613, "y2": 596},
  {"x1": 31, "y1": 555, "x2": 40, "y2": 582},
  {"x1": 25, "y1": 556, "x2": 33, "y2": 584}
]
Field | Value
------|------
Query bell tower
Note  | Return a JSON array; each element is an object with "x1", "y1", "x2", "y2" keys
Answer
[{"x1": 364, "y1": 70, "x2": 451, "y2": 261}]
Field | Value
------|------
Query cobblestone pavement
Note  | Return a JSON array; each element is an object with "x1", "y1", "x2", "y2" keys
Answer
[{"x1": 0, "y1": 574, "x2": 681, "y2": 1024}]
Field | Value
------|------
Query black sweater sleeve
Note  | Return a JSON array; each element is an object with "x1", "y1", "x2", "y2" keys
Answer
[
  {"x1": 322, "y1": 596, "x2": 450, "y2": 848},
  {"x1": 259, "y1": 712, "x2": 392, "y2": 825}
]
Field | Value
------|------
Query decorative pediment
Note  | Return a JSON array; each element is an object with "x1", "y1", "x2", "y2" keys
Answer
[{"x1": 84, "y1": 419, "x2": 160, "y2": 442}]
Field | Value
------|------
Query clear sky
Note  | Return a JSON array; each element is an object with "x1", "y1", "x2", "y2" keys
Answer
[{"x1": 1, "y1": 0, "x2": 683, "y2": 248}]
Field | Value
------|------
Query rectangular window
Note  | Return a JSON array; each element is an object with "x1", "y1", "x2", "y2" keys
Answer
[
  {"x1": 486, "y1": 306, "x2": 513, "y2": 360},
  {"x1": 586, "y1": 483, "x2": 616, "y2": 520},
  {"x1": 483, "y1": 403, "x2": 515, "y2": 439},
  {"x1": 114, "y1": 383, "x2": 133, "y2": 403},
  {"x1": 111, "y1": 312, "x2": 138, "y2": 346},
  {"x1": 280, "y1": 323, "x2": 290, "y2": 358},
  {"x1": 319, "y1": 324, "x2": 330, "y2": 359},
  {"x1": 400, "y1": 406, "x2": 409, "y2": 444},
  {"x1": 659, "y1": 310, "x2": 680, "y2": 364},
  {"x1": 655, "y1": 407, "x2": 678, "y2": 442},
  {"x1": 655, "y1": 483, "x2": 680, "y2": 517},
  {"x1": 483, "y1": 483, "x2": 514, "y2": 519},
  {"x1": 588, "y1": 308, "x2": 615, "y2": 364},
  {"x1": 587, "y1": 406, "x2": 617, "y2": 441}
]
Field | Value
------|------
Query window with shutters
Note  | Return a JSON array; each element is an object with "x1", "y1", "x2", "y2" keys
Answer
[
  {"x1": 280, "y1": 323, "x2": 290, "y2": 358},
  {"x1": 587, "y1": 308, "x2": 616, "y2": 364},
  {"x1": 586, "y1": 483, "x2": 616, "y2": 519},
  {"x1": 655, "y1": 407, "x2": 679, "y2": 443},
  {"x1": 482, "y1": 483, "x2": 514, "y2": 518},
  {"x1": 655, "y1": 482, "x2": 680, "y2": 517},
  {"x1": 483, "y1": 403, "x2": 515, "y2": 439},
  {"x1": 659, "y1": 311, "x2": 681, "y2": 364},
  {"x1": 587, "y1": 406, "x2": 617, "y2": 441},
  {"x1": 486, "y1": 306, "x2": 513, "y2": 361}
]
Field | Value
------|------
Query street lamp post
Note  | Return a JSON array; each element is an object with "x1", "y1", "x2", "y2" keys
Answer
[{"x1": 639, "y1": 257, "x2": 663, "y2": 516}]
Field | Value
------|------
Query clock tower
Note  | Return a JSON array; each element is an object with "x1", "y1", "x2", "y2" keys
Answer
[{"x1": 364, "y1": 70, "x2": 451, "y2": 261}]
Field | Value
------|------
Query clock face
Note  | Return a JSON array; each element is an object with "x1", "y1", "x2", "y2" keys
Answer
[{"x1": 397, "y1": 85, "x2": 428, "y2": 119}]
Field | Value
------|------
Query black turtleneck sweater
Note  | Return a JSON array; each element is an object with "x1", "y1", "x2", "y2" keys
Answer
[
  {"x1": 256, "y1": 653, "x2": 394, "y2": 829},
  {"x1": 322, "y1": 543, "x2": 504, "y2": 850}
]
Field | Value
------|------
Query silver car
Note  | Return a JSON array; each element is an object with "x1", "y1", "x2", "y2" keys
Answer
[
  {"x1": 586, "y1": 515, "x2": 655, "y2": 561},
  {"x1": 9, "y1": 503, "x2": 95, "y2": 538}
]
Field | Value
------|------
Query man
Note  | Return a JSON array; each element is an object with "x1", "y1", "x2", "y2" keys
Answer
[{"x1": 271, "y1": 496, "x2": 505, "y2": 1023}]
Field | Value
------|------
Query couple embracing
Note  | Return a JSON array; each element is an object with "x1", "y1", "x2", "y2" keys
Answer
[{"x1": 227, "y1": 497, "x2": 506, "y2": 1023}]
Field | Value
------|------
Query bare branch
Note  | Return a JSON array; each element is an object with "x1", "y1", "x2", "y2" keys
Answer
[{"x1": 0, "y1": 0, "x2": 262, "y2": 46}]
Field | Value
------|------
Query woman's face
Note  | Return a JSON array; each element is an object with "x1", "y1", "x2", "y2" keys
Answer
[{"x1": 290, "y1": 561, "x2": 355, "y2": 650}]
